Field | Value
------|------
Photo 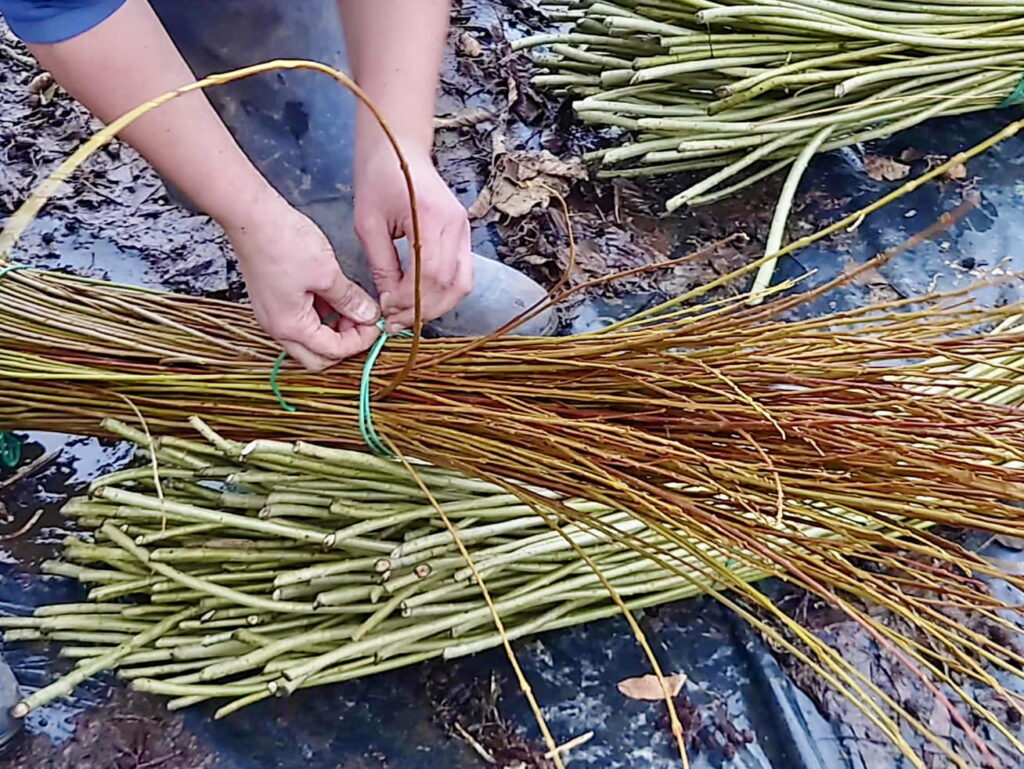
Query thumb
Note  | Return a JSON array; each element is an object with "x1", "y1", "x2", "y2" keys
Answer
[
  {"x1": 319, "y1": 272, "x2": 380, "y2": 326},
  {"x1": 355, "y1": 216, "x2": 404, "y2": 300}
]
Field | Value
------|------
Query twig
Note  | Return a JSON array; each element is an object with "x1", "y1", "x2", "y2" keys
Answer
[
  {"x1": 0, "y1": 40, "x2": 35, "y2": 69},
  {"x1": 544, "y1": 730, "x2": 595, "y2": 759},
  {"x1": 0, "y1": 448, "x2": 60, "y2": 492},
  {"x1": 453, "y1": 722, "x2": 497, "y2": 764}
]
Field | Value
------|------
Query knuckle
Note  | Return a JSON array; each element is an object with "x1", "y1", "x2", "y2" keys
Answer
[
  {"x1": 353, "y1": 216, "x2": 376, "y2": 242},
  {"x1": 309, "y1": 274, "x2": 336, "y2": 295},
  {"x1": 331, "y1": 279, "x2": 360, "y2": 309},
  {"x1": 268, "y1": 321, "x2": 299, "y2": 341},
  {"x1": 370, "y1": 266, "x2": 402, "y2": 283}
]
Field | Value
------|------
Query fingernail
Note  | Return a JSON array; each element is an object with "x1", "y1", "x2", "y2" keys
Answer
[
  {"x1": 387, "y1": 321, "x2": 406, "y2": 335},
  {"x1": 353, "y1": 299, "x2": 377, "y2": 324}
]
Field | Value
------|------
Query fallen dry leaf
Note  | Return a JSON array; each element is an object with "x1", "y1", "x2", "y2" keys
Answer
[
  {"x1": 459, "y1": 31, "x2": 483, "y2": 58},
  {"x1": 434, "y1": 108, "x2": 495, "y2": 131},
  {"x1": 864, "y1": 154, "x2": 910, "y2": 182},
  {"x1": 944, "y1": 163, "x2": 967, "y2": 181},
  {"x1": 617, "y1": 672, "x2": 687, "y2": 701},
  {"x1": 26, "y1": 71, "x2": 53, "y2": 96},
  {"x1": 468, "y1": 150, "x2": 586, "y2": 219}
]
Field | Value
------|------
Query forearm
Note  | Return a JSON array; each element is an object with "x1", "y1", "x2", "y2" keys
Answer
[
  {"x1": 338, "y1": 0, "x2": 450, "y2": 158},
  {"x1": 26, "y1": 0, "x2": 281, "y2": 230}
]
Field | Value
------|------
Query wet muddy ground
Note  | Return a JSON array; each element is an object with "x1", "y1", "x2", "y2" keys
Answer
[{"x1": 3, "y1": 1, "x2": 1024, "y2": 768}]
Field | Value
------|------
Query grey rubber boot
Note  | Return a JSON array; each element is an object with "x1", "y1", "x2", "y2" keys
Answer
[
  {"x1": 0, "y1": 660, "x2": 22, "y2": 755},
  {"x1": 151, "y1": 0, "x2": 554, "y2": 337}
]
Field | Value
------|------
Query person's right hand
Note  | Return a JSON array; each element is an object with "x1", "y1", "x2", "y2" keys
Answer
[{"x1": 224, "y1": 195, "x2": 382, "y2": 372}]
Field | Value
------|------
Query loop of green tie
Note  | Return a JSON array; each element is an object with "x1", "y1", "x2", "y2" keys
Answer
[
  {"x1": 999, "y1": 74, "x2": 1024, "y2": 109},
  {"x1": 270, "y1": 319, "x2": 412, "y2": 457},
  {"x1": 0, "y1": 433, "x2": 21, "y2": 469},
  {"x1": 359, "y1": 321, "x2": 413, "y2": 457},
  {"x1": 0, "y1": 264, "x2": 30, "y2": 281}
]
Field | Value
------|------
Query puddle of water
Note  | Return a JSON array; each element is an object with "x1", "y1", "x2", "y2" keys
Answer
[{"x1": 0, "y1": 432, "x2": 131, "y2": 742}]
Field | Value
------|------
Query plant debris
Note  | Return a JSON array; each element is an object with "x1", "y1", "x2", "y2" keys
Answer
[
  {"x1": 863, "y1": 154, "x2": 911, "y2": 182},
  {"x1": 427, "y1": 667, "x2": 556, "y2": 769},
  {"x1": 0, "y1": 688, "x2": 215, "y2": 769},
  {"x1": 468, "y1": 145, "x2": 587, "y2": 219},
  {"x1": 616, "y1": 672, "x2": 687, "y2": 701},
  {"x1": 769, "y1": 545, "x2": 1024, "y2": 769}
]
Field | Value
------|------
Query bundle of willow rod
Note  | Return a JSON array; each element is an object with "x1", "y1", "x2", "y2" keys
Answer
[
  {"x1": 7, "y1": 259, "x2": 1024, "y2": 765},
  {"x1": 520, "y1": 1, "x2": 1024, "y2": 206},
  {"x1": 6, "y1": 60, "x2": 1024, "y2": 765},
  {"x1": 3, "y1": 418, "x2": 780, "y2": 719},
  {"x1": 519, "y1": 1, "x2": 1024, "y2": 295}
]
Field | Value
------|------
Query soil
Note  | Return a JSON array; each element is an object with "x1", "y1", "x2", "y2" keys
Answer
[
  {"x1": 0, "y1": 688, "x2": 216, "y2": 769},
  {"x1": 764, "y1": 533, "x2": 1024, "y2": 769},
  {"x1": 0, "y1": 28, "x2": 237, "y2": 297},
  {"x1": 426, "y1": 666, "x2": 556, "y2": 769}
]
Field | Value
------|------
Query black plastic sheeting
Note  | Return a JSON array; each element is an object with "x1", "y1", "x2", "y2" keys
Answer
[{"x1": 3, "y1": 5, "x2": 1024, "y2": 764}]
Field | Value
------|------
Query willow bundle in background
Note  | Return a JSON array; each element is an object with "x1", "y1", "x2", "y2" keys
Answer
[
  {"x1": 3, "y1": 418, "x2": 774, "y2": 719},
  {"x1": 5, "y1": 60, "x2": 1024, "y2": 766},
  {"x1": 519, "y1": 0, "x2": 1024, "y2": 208}
]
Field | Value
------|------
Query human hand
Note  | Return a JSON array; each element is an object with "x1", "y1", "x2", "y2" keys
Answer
[
  {"x1": 354, "y1": 145, "x2": 473, "y2": 333},
  {"x1": 225, "y1": 194, "x2": 381, "y2": 371}
]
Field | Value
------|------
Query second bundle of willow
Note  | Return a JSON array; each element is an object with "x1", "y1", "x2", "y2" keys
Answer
[{"x1": 520, "y1": 1, "x2": 1024, "y2": 208}]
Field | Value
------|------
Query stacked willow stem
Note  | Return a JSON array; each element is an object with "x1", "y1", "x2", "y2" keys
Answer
[
  {"x1": 6, "y1": 418, "x2": 758, "y2": 719},
  {"x1": 519, "y1": 1, "x2": 1024, "y2": 208}
]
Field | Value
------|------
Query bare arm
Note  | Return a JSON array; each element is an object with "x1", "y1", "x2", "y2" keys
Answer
[
  {"x1": 339, "y1": 0, "x2": 473, "y2": 332},
  {"x1": 27, "y1": 0, "x2": 275, "y2": 233},
  {"x1": 27, "y1": 0, "x2": 380, "y2": 369},
  {"x1": 340, "y1": 0, "x2": 448, "y2": 156}
]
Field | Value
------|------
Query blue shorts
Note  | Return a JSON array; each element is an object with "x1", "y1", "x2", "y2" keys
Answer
[{"x1": 0, "y1": 0, "x2": 127, "y2": 44}]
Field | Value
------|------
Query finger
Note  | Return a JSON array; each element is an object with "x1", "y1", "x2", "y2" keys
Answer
[
  {"x1": 385, "y1": 228, "x2": 453, "y2": 332},
  {"x1": 303, "y1": 322, "x2": 381, "y2": 363},
  {"x1": 387, "y1": 221, "x2": 471, "y2": 331},
  {"x1": 355, "y1": 215, "x2": 404, "y2": 298},
  {"x1": 282, "y1": 290, "x2": 362, "y2": 364},
  {"x1": 313, "y1": 297, "x2": 340, "y2": 330},
  {"x1": 279, "y1": 339, "x2": 333, "y2": 373},
  {"x1": 319, "y1": 272, "x2": 380, "y2": 327},
  {"x1": 434, "y1": 219, "x2": 473, "y2": 317}
]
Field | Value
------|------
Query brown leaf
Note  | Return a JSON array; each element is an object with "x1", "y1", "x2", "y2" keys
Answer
[
  {"x1": 468, "y1": 150, "x2": 587, "y2": 219},
  {"x1": 434, "y1": 108, "x2": 495, "y2": 131},
  {"x1": 864, "y1": 154, "x2": 910, "y2": 182},
  {"x1": 617, "y1": 673, "x2": 687, "y2": 701},
  {"x1": 944, "y1": 163, "x2": 967, "y2": 181},
  {"x1": 899, "y1": 147, "x2": 925, "y2": 163},
  {"x1": 459, "y1": 31, "x2": 483, "y2": 58},
  {"x1": 26, "y1": 71, "x2": 53, "y2": 96}
]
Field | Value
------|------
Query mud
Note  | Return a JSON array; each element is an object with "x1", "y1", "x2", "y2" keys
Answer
[{"x1": 0, "y1": 688, "x2": 216, "y2": 769}]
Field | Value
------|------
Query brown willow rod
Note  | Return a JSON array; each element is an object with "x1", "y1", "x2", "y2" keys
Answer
[{"x1": 0, "y1": 59, "x2": 425, "y2": 395}]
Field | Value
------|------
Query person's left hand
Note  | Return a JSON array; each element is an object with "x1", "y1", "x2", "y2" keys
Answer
[{"x1": 353, "y1": 144, "x2": 474, "y2": 333}]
